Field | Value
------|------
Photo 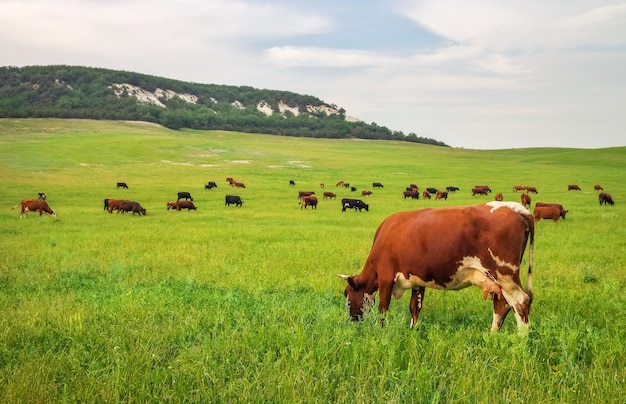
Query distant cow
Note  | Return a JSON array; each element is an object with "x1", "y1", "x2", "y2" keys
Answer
[
  {"x1": 342, "y1": 198, "x2": 369, "y2": 212},
  {"x1": 323, "y1": 192, "x2": 336, "y2": 199},
  {"x1": 117, "y1": 182, "x2": 128, "y2": 189},
  {"x1": 320, "y1": 183, "x2": 325, "y2": 188},
  {"x1": 338, "y1": 201, "x2": 534, "y2": 331},
  {"x1": 472, "y1": 186, "x2": 491, "y2": 196},
  {"x1": 205, "y1": 181, "x2": 217, "y2": 190},
  {"x1": 426, "y1": 187, "x2": 438, "y2": 194},
  {"x1": 494, "y1": 192, "x2": 504, "y2": 201},
  {"x1": 225, "y1": 195, "x2": 243, "y2": 207},
  {"x1": 520, "y1": 193, "x2": 531, "y2": 208},
  {"x1": 168, "y1": 201, "x2": 197, "y2": 211},
  {"x1": 533, "y1": 206, "x2": 561, "y2": 222},
  {"x1": 105, "y1": 199, "x2": 129, "y2": 213},
  {"x1": 350, "y1": 186, "x2": 357, "y2": 192},
  {"x1": 422, "y1": 190, "x2": 431, "y2": 199},
  {"x1": 535, "y1": 202, "x2": 568, "y2": 220},
  {"x1": 177, "y1": 192, "x2": 193, "y2": 201},
  {"x1": 12, "y1": 199, "x2": 56, "y2": 218},
  {"x1": 594, "y1": 184, "x2": 604, "y2": 191},
  {"x1": 403, "y1": 190, "x2": 419, "y2": 199},
  {"x1": 226, "y1": 177, "x2": 234, "y2": 183},
  {"x1": 118, "y1": 200, "x2": 146, "y2": 216},
  {"x1": 568, "y1": 184, "x2": 581, "y2": 191},
  {"x1": 373, "y1": 182, "x2": 384, "y2": 188},
  {"x1": 301, "y1": 196, "x2": 318, "y2": 210},
  {"x1": 525, "y1": 186, "x2": 538, "y2": 194},
  {"x1": 446, "y1": 186, "x2": 460, "y2": 192},
  {"x1": 361, "y1": 190, "x2": 373, "y2": 196},
  {"x1": 289, "y1": 180, "x2": 295, "y2": 186},
  {"x1": 513, "y1": 185, "x2": 525, "y2": 192},
  {"x1": 599, "y1": 192, "x2": 614, "y2": 206},
  {"x1": 298, "y1": 191, "x2": 315, "y2": 200},
  {"x1": 435, "y1": 190, "x2": 448, "y2": 201},
  {"x1": 38, "y1": 192, "x2": 47, "y2": 200},
  {"x1": 234, "y1": 182, "x2": 246, "y2": 188}
]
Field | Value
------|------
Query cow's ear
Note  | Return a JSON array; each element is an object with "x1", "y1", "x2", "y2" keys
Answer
[{"x1": 347, "y1": 276, "x2": 360, "y2": 290}]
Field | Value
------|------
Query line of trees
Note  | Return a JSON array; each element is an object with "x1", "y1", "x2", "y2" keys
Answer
[{"x1": 0, "y1": 65, "x2": 448, "y2": 146}]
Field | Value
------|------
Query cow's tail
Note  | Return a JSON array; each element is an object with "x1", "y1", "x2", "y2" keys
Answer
[
  {"x1": 11, "y1": 203, "x2": 19, "y2": 210},
  {"x1": 523, "y1": 213, "x2": 534, "y2": 302}
]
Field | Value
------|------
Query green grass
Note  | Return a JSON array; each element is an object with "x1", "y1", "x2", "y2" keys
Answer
[{"x1": 1, "y1": 118, "x2": 626, "y2": 402}]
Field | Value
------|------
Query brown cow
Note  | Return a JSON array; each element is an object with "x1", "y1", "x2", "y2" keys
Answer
[
  {"x1": 513, "y1": 185, "x2": 525, "y2": 192},
  {"x1": 361, "y1": 190, "x2": 373, "y2": 196},
  {"x1": 106, "y1": 199, "x2": 130, "y2": 213},
  {"x1": 323, "y1": 192, "x2": 336, "y2": 199},
  {"x1": 520, "y1": 193, "x2": 531, "y2": 208},
  {"x1": 568, "y1": 184, "x2": 581, "y2": 191},
  {"x1": 168, "y1": 201, "x2": 197, "y2": 211},
  {"x1": 525, "y1": 186, "x2": 538, "y2": 194},
  {"x1": 298, "y1": 191, "x2": 315, "y2": 200},
  {"x1": 535, "y1": 202, "x2": 568, "y2": 219},
  {"x1": 403, "y1": 190, "x2": 418, "y2": 199},
  {"x1": 301, "y1": 195, "x2": 318, "y2": 210},
  {"x1": 494, "y1": 192, "x2": 504, "y2": 201},
  {"x1": 12, "y1": 199, "x2": 56, "y2": 218},
  {"x1": 594, "y1": 184, "x2": 604, "y2": 191},
  {"x1": 435, "y1": 190, "x2": 448, "y2": 200},
  {"x1": 599, "y1": 192, "x2": 614, "y2": 206},
  {"x1": 339, "y1": 201, "x2": 534, "y2": 332},
  {"x1": 422, "y1": 190, "x2": 431, "y2": 199},
  {"x1": 472, "y1": 186, "x2": 491, "y2": 196},
  {"x1": 118, "y1": 200, "x2": 146, "y2": 215},
  {"x1": 336, "y1": 181, "x2": 344, "y2": 187},
  {"x1": 533, "y1": 206, "x2": 561, "y2": 222}
]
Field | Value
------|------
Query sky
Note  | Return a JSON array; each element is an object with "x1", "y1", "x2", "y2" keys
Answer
[{"x1": 1, "y1": 0, "x2": 625, "y2": 149}]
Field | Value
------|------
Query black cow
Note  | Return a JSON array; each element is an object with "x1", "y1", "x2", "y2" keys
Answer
[
  {"x1": 205, "y1": 181, "x2": 217, "y2": 190},
  {"x1": 426, "y1": 187, "x2": 438, "y2": 194},
  {"x1": 177, "y1": 192, "x2": 193, "y2": 201},
  {"x1": 446, "y1": 186, "x2": 460, "y2": 192},
  {"x1": 225, "y1": 195, "x2": 243, "y2": 207},
  {"x1": 289, "y1": 180, "x2": 296, "y2": 186},
  {"x1": 342, "y1": 198, "x2": 369, "y2": 212},
  {"x1": 118, "y1": 200, "x2": 146, "y2": 215},
  {"x1": 372, "y1": 182, "x2": 384, "y2": 188},
  {"x1": 117, "y1": 182, "x2": 128, "y2": 189},
  {"x1": 351, "y1": 186, "x2": 357, "y2": 192}
]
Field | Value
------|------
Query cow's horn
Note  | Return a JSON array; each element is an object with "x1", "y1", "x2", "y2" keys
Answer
[{"x1": 337, "y1": 274, "x2": 350, "y2": 280}]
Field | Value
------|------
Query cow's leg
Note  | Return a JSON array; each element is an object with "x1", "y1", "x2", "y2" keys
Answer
[
  {"x1": 377, "y1": 279, "x2": 394, "y2": 323},
  {"x1": 491, "y1": 294, "x2": 511, "y2": 332},
  {"x1": 409, "y1": 286, "x2": 425, "y2": 328}
]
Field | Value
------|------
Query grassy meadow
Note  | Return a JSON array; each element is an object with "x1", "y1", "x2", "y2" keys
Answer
[{"x1": 1, "y1": 118, "x2": 626, "y2": 402}]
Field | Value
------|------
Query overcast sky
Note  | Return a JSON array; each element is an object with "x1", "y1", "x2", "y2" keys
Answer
[{"x1": 2, "y1": 0, "x2": 625, "y2": 149}]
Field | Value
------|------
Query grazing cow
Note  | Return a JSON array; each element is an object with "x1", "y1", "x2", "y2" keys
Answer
[
  {"x1": 12, "y1": 199, "x2": 56, "y2": 218},
  {"x1": 373, "y1": 182, "x2": 384, "y2": 188},
  {"x1": 535, "y1": 202, "x2": 568, "y2": 219},
  {"x1": 177, "y1": 192, "x2": 193, "y2": 201},
  {"x1": 494, "y1": 192, "x2": 504, "y2": 202},
  {"x1": 568, "y1": 184, "x2": 581, "y2": 191},
  {"x1": 301, "y1": 196, "x2": 318, "y2": 210},
  {"x1": 361, "y1": 190, "x2": 373, "y2": 196},
  {"x1": 117, "y1": 182, "x2": 128, "y2": 189},
  {"x1": 403, "y1": 190, "x2": 419, "y2": 200},
  {"x1": 513, "y1": 185, "x2": 525, "y2": 192},
  {"x1": 225, "y1": 195, "x2": 243, "y2": 207},
  {"x1": 533, "y1": 206, "x2": 561, "y2": 222},
  {"x1": 342, "y1": 198, "x2": 369, "y2": 212},
  {"x1": 105, "y1": 199, "x2": 129, "y2": 213},
  {"x1": 350, "y1": 186, "x2": 357, "y2": 192},
  {"x1": 298, "y1": 191, "x2": 315, "y2": 200},
  {"x1": 169, "y1": 201, "x2": 197, "y2": 211},
  {"x1": 409, "y1": 184, "x2": 418, "y2": 190},
  {"x1": 435, "y1": 190, "x2": 448, "y2": 201},
  {"x1": 525, "y1": 186, "x2": 538, "y2": 194},
  {"x1": 320, "y1": 183, "x2": 325, "y2": 188},
  {"x1": 205, "y1": 181, "x2": 217, "y2": 190},
  {"x1": 472, "y1": 186, "x2": 491, "y2": 196},
  {"x1": 426, "y1": 187, "x2": 438, "y2": 194},
  {"x1": 599, "y1": 192, "x2": 614, "y2": 206},
  {"x1": 289, "y1": 180, "x2": 295, "y2": 186},
  {"x1": 336, "y1": 181, "x2": 344, "y2": 187},
  {"x1": 520, "y1": 193, "x2": 531, "y2": 208},
  {"x1": 422, "y1": 190, "x2": 431, "y2": 199},
  {"x1": 594, "y1": 184, "x2": 604, "y2": 191},
  {"x1": 226, "y1": 177, "x2": 234, "y2": 183},
  {"x1": 38, "y1": 192, "x2": 47, "y2": 200},
  {"x1": 446, "y1": 186, "x2": 460, "y2": 192},
  {"x1": 118, "y1": 200, "x2": 146, "y2": 216},
  {"x1": 323, "y1": 192, "x2": 336, "y2": 199},
  {"x1": 338, "y1": 201, "x2": 534, "y2": 332},
  {"x1": 343, "y1": 183, "x2": 350, "y2": 188}
]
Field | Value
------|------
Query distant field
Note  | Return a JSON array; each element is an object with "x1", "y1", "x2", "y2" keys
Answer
[{"x1": 1, "y1": 118, "x2": 625, "y2": 402}]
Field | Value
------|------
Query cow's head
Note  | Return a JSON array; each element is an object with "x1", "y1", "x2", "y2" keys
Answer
[
  {"x1": 338, "y1": 275, "x2": 376, "y2": 320},
  {"x1": 561, "y1": 210, "x2": 569, "y2": 219}
]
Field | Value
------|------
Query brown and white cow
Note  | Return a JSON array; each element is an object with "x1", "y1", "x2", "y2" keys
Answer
[
  {"x1": 513, "y1": 185, "x2": 525, "y2": 192},
  {"x1": 494, "y1": 192, "x2": 504, "y2": 202},
  {"x1": 422, "y1": 190, "x2": 431, "y2": 199},
  {"x1": 301, "y1": 195, "x2": 318, "y2": 210},
  {"x1": 520, "y1": 193, "x2": 531, "y2": 208},
  {"x1": 361, "y1": 190, "x2": 373, "y2": 197},
  {"x1": 12, "y1": 199, "x2": 56, "y2": 218},
  {"x1": 339, "y1": 201, "x2": 534, "y2": 332},
  {"x1": 533, "y1": 205, "x2": 562, "y2": 222},
  {"x1": 435, "y1": 190, "x2": 448, "y2": 200},
  {"x1": 599, "y1": 192, "x2": 614, "y2": 206}
]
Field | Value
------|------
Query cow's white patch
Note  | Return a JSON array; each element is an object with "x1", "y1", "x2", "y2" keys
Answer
[
  {"x1": 486, "y1": 201, "x2": 531, "y2": 216},
  {"x1": 488, "y1": 248, "x2": 519, "y2": 272}
]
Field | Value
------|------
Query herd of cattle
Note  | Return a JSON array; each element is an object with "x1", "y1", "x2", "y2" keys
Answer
[{"x1": 11, "y1": 178, "x2": 615, "y2": 219}]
